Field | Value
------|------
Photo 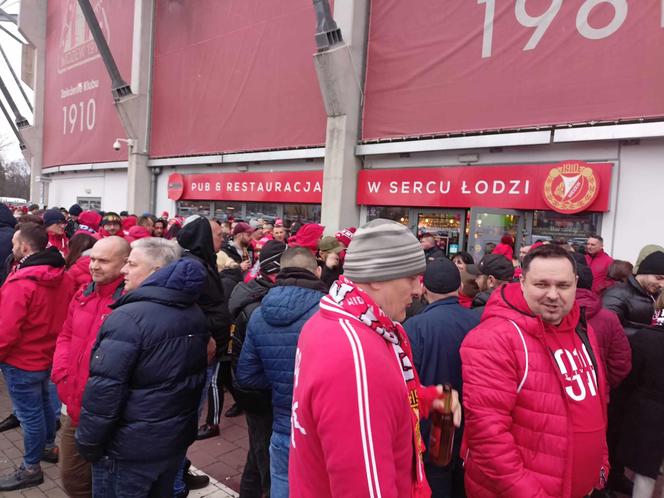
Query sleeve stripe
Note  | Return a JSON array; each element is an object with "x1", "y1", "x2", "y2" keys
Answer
[{"x1": 340, "y1": 319, "x2": 383, "y2": 498}]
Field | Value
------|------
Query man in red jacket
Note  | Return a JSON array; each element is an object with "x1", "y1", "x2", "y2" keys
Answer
[
  {"x1": 461, "y1": 244, "x2": 609, "y2": 498},
  {"x1": 52, "y1": 236, "x2": 130, "y2": 498},
  {"x1": 0, "y1": 222, "x2": 75, "y2": 491},
  {"x1": 289, "y1": 219, "x2": 461, "y2": 498},
  {"x1": 585, "y1": 234, "x2": 614, "y2": 295}
]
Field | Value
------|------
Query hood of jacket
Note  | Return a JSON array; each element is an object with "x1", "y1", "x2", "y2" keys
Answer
[
  {"x1": 260, "y1": 283, "x2": 323, "y2": 328},
  {"x1": 575, "y1": 288, "x2": 601, "y2": 318},
  {"x1": 228, "y1": 277, "x2": 274, "y2": 318},
  {"x1": 0, "y1": 204, "x2": 16, "y2": 228},
  {"x1": 113, "y1": 257, "x2": 206, "y2": 309},
  {"x1": 482, "y1": 282, "x2": 580, "y2": 338},
  {"x1": 8, "y1": 247, "x2": 66, "y2": 287},
  {"x1": 177, "y1": 217, "x2": 216, "y2": 269}
]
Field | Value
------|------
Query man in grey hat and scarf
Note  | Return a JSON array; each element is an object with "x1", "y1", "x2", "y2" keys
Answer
[{"x1": 289, "y1": 219, "x2": 461, "y2": 498}]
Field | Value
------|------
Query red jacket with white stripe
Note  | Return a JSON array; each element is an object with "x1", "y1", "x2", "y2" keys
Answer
[
  {"x1": 289, "y1": 295, "x2": 439, "y2": 498},
  {"x1": 460, "y1": 284, "x2": 609, "y2": 498}
]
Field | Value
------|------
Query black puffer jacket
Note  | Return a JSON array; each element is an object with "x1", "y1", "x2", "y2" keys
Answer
[
  {"x1": 471, "y1": 290, "x2": 492, "y2": 316},
  {"x1": 228, "y1": 277, "x2": 275, "y2": 413},
  {"x1": 177, "y1": 217, "x2": 232, "y2": 356},
  {"x1": 75, "y1": 258, "x2": 208, "y2": 463},
  {"x1": 602, "y1": 275, "x2": 655, "y2": 335}
]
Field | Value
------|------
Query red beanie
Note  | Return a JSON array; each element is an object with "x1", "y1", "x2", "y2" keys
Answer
[
  {"x1": 125, "y1": 225, "x2": 152, "y2": 243},
  {"x1": 289, "y1": 223, "x2": 325, "y2": 254},
  {"x1": 78, "y1": 210, "x2": 102, "y2": 231}
]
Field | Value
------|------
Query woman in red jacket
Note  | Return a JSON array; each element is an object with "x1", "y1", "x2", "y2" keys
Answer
[{"x1": 65, "y1": 233, "x2": 97, "y2": 290}]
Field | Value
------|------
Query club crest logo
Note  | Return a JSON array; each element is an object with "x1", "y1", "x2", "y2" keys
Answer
[
  {"x1": 57, "y1": 0, "x2": 110, "y2": 74},
  {"x1": 543, "y1": 161, "x2": 600, "y2": 214}
]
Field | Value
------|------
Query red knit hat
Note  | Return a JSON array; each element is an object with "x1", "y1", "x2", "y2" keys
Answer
[
  {"x1": 289, "y1": 223, "x2": 325, "y2": 254},
  {"x1": 78, "y1": 210, "x2": 102, "y2": 231},
  {"x1": 335, "y1": 227, "x2": 357, "y2": 248}
]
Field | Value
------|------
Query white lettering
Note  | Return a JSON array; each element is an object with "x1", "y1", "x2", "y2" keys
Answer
[
  {"x1": 389, "y1": 181, "x2": 398, "y2": 194},
  {"x1": 461, "y1": 181, "x2": 471, "y2": 194},
  {"x1": 426, "y1": 181, "x2": 436, "y2": 194},
  {"x1": 509, "y1": 180, "x2": 520, "y2": 194},
  {"x1": 226, "y1": 182, "x2": 233, "y2": 192},
  {"x1": 525, "y1": 180, "x2": 530, "y2": 195},
  {"x1": 303, "y1": 182, "x2": 311, "y2": 193},
  {"x1": 476, "y1": 180, "x2": 488, "y2": 194},
  {"x1": 413, "y1": 181, "x2": 423, "y2": 194},
  {"x1": 368, "y1": 181, "x2": 381, "y2": 193},
  {"x1": 401, "y1": 181, "x2": 410, "y2": 194},
  {"x1": 293, "y1": 182, "x2": 301, "y2": 192},
  {"x1": 215, "y1": 182, "x2": 222, "y2": 192},
  {"x1": 275, "y1": 182, "x2": 282, "y2": 193},
  {"x1": 314, "y1": 182, "x2": 322, "y2": 193},
  {"x1": 440, "y1": 181, "x2": 451, "y2": 194},
  {"x1": 492, "y1": 180, "x2": 505, "y2": 194}
]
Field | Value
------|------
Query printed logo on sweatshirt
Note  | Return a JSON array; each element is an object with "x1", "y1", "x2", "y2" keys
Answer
[{"x1": 552, "y1": 345, "x2": 599, "y2": 402}]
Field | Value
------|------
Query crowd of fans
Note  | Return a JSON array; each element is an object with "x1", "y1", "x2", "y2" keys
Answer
[{"x1": 0, "y1": 202, "x2": 662, "y2": 498}]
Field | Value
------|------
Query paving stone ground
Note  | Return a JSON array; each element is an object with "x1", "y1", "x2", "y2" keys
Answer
[{"x1": 0, "y1": 378, "x2": 242, "y2": 497}]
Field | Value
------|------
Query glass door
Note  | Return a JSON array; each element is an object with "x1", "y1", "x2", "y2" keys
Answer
[
  {"x1": 468, "y1": 208, "x2": 528, "y2": 263},
  {"x1": 413, "y1": 209, "x2": 466, "y2": 256}
]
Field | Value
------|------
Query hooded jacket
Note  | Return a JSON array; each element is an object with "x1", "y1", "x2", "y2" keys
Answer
[
  {"x1": 75, "y1": 259, "x2": 208, "y2": 463},
  {"x1": 585, "y1": 250, "x2": 614, "y2": 295},
  {"x1": 52, "y1": 276, "x2": 124, "y2": 426},
  {"x1": 177, "y1": 217, "x2": 232, "y2": 355},
  {"x1": 576, "y1": 288, "x2": 631, "y2": 393},
  {"x1": 602, "y1": 275, "x2": 656, "y2": 335},
  {"x1": 235, "y1": 268, "x2": 325, "y2": 435},
  {"x1": 228, "y1": 276, "x2": 275, "y2": 413},
  {"x1": 460, "y1": 283, "x2": 608, "y2": 498},
  {"x1": 0, "y1": 203, "x2": 16, "y2": 268},
  {"x1": 67, "y1": 254, "x2": 93, "y2": 290},
  {"x1": 0, "y1": 247, "x2": 75, "y2": 371}
]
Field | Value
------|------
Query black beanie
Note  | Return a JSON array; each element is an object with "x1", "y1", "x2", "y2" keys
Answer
[
  {"x1": 260, "y1": 240, "x2": 287, "y2": 274},
  {"x1": 423, "y1": 257, "x2": 461, "y2": 294},
  {"x1": 69, "y1": 204, "x2": 83, "y2": 216},
  {"x1": 636, "y1": 251, "x2": 664, "y2": 276}
]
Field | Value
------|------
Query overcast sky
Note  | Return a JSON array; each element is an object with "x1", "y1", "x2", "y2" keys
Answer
[{"x1": 0, "y1": 0, "x2": 33, "y2": 162}]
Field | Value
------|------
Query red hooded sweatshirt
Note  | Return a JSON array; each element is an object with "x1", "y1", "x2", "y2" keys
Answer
[
  {"x1": 461, "y1": 283, "x2": 608, "y2": 498},
  {"x1": 0, "y1": 248, "x2": 75, "y2": 371}
]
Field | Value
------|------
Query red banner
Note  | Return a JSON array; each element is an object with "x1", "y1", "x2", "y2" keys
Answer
[
  {"x1": 357, "y1": 162, "x2": 612, "y2": 213},
  {"x1": 42, "y1": 0, "x2": 134, "y2": 167},
  {"x1": 363, "y1": 1, "x2": 664, "y2": 140},
  {"x1": 150, "y1": 0, "x2": 327, "y2": 158},
  {"x1": 168, "y1": 171, "x2": 323, "y2": 204}
]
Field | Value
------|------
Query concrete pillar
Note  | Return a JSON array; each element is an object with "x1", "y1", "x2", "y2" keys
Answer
[
  {"x1": 115, "y1": 0, "x2": 155, "y2": 214},
  {"x1": 17, "y1": 0, "x2": 47, "y2": 203},
  {"x1": 316, "y1": 0, "x2": 369, "y2": 231}
]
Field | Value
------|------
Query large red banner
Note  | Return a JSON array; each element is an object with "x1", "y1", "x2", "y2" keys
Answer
[
  {"x1": 42, "y1": 0, "x2": 134, "y2": 167},
  {"x1": 357, "y1": 162, "x2": 612, "y2": 212},
  {"x1": 150, "y1": 0, "x2": 327, "y2": 158},
  {"x1": 168, "y1": 171, "x2": 323, "y2": 204},
  {"x1": 362, "y1": 1, "x2": 664, "y2": 140}
]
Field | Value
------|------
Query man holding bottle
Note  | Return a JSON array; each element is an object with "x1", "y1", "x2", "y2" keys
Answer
[{"x1": 289, "y1": 219, "x2": 461, "y2": 498}]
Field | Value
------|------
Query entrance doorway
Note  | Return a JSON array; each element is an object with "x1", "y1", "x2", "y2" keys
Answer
[
  {"x1": 468, "y1": 208, "x2": 531, "y2": 263},
  {"x1": 414, "y1": 209, "x2": 466, "y2": 256}
]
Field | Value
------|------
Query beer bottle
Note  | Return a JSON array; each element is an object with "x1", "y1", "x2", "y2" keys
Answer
[{"x1": 428, "y1": 384, "x2": 454, "y2": 467}]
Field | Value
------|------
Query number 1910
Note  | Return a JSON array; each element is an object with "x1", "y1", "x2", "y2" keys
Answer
[
  {"x1": 478, "y1": 0, "x2": 630, "y2": 58},
  {"x1": 62, "y1": 98, "x2": 96, "y2": 135}
]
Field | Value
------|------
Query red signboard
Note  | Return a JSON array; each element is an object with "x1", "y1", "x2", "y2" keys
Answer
[
  {"x1": 168, "y1": 171, "x2": 323, "y2": 204},
  {"x1": 150, "y1": 0, "x2": 327, "y2": 158},
  {"x1": 357, "y1": 162, "x2": 612, "y2": 212},
  {"x1": 42, "y1": 0, "x2": 134, "y2": 167},
  {"x1": 362, "y1": 1, "x2": 664, "y2": 140}
]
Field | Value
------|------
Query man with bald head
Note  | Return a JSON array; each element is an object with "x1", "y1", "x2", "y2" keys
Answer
[{"x1": 52, "y1": 236, "x2": 130, "y2": 498}]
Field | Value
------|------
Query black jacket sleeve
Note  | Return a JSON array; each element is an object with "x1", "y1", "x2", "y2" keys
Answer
[{"x1": 75, "y1": 311, "x2": 142, "y2": 462}]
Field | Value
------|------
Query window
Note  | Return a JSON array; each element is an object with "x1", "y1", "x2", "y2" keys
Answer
[
  {"x1": 76, "y1": 197, "x2": 102, "y2": 211},
  {"x1": 213, "y1": 201, "x2": 243, "y2": 221},
  {"x1": 282, "y1": 204, "x2": 321, "y2": 227},
  {"x1": 366, "y1": 206, "x2": 409, "y2": 226},
  {"x1": 176, "y1": 201, "x2": 211, "y2": 218},
  {"x1": 246, "y1": 202, "x2": 279, "y2": 222},
  {"x1": 532, "y1": 211, "x2": 601, "y2": 246}
]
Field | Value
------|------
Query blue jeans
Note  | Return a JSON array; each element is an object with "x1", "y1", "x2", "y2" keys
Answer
[
  {"x1": 92, "y1": 453, "x2": 185, "y2": 498},
  {"x1": 269, "y1": 431, "x2": 290, "y2": 498},
  {"x1": 0, "y1": 364, "x2": 55, "y2": 466},
  {"x1": 172, "y1": 361, "x2": 217, "y2": 495},
  {"x1": 48, "y1": 380, "x2": 62, "y2": 419}
]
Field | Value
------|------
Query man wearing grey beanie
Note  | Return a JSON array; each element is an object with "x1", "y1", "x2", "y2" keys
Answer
[{"x1": 289, "y1": 219, "x2": 461, "y2": 498}]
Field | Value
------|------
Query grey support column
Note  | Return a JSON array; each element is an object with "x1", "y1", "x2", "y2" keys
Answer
[
  {"x1": 117, "y1": 0, "x2": 155, "y2": 215},
  {"x1": 314, "y1": 0, "x2": 369, "y2": 231},
  {"x1": 17, "y1": 0, "x2": 47, "y2": 203}
]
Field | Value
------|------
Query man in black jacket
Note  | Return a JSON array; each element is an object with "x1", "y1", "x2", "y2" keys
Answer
[
  {"x1": 229, "y1": 240, "x2": 287, "y2": 498},
  {"x1": 420, "y1": 233, "x2": 445, "y2": 263},
  {"x1": 75, "y1": 238, "x2": 208, "y2": 497},
  {"x1": 603, "y1": 250, "x2": 664, "y2": 335}
]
